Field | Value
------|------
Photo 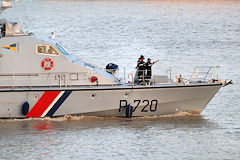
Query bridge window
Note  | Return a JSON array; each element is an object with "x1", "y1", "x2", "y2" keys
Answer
[{"x1": 36, "y1": 45, "x2": 59, "y2": 55}]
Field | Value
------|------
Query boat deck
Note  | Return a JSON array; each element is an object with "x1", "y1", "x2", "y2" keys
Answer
[{"x1": 0, "y1": 82, "x2": 222, "y2": 92}]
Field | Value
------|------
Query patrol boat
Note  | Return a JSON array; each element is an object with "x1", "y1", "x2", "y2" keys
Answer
[{"x1": 0, "y1": 1, "x2": 231, "y2": 118}]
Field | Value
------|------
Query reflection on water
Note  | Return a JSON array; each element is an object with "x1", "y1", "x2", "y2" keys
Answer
[
  {"x1": 1, "y1": 0, "x2": 240, "y2": 159},
  {"x1": 0, "y1": 115, "x2": 227, "y2": 160}
]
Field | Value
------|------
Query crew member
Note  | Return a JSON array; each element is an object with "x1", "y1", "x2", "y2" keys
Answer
[
  {"x1": 136, "y1": 55, "x2": 144, "y2": 67},
  {"x1": 145, "y1": 58, "x2": 159, "y2": 82},
  {"x1": 136, "y1": 55, "x2": 146, "y2": 84}
]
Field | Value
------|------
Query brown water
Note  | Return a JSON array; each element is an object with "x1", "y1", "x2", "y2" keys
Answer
[{"x1": 0, "y1": 0, "x2": 240, "y2": 159}]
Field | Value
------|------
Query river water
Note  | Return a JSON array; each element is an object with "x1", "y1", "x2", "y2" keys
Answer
[{"x1": 0, "y1": 0, "x2": 240, "y2": 159}]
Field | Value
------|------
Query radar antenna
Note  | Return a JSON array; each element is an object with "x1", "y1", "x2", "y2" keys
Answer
[{"x1": 0, "y1": 0, "x2": 19, "y2": 14}]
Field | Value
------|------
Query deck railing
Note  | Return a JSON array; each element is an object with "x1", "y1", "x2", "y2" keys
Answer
[
  {"x1": 189, "y1": 66, "x2": 218, "y2": 82},
  {"x1": 0, "y1": 66, "x2": 218, "y2": 89},
  {"x1": 0, "y1": 71, "x2": 91, "y2": 88}
]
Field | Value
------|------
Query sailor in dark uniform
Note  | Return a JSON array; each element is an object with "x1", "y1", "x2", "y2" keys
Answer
[
  {"x1": 136, "y1": 55, "x2": 144, "y2": 67},
  {"x1": 145, "y1": 58, "x2": 159, "y2": 83},
  {"x1": 137, "y1": 55, "x2": 146, "y2": 84}
]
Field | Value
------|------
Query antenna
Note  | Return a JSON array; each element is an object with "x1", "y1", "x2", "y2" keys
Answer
[{"x1": 0, "y1": 0, "x2": 19, "y2": 14}]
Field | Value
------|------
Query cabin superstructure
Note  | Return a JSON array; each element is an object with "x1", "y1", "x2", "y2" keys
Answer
[{"x1": 0, "y1": 20, "x2": 114, "y2": 87}]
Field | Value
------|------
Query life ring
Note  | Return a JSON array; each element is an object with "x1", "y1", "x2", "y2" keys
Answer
[{"x1": 41, "y1": 58, "x2": 54, "y2": 70}]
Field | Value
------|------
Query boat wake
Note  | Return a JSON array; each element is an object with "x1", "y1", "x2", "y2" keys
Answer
[{"x1": 0, "y1": 111, "x2": 201, "y2": 122}]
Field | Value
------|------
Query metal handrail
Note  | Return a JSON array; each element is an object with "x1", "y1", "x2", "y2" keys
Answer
[
  {"x1": 0, "y1": 71, "x2": 92, "y2": 88},
  {"x1": 0, "y1": 69, "x2": 149, "y2": 88},
  {"x1": 0, "y1": 66, "x2": 219, "y2": 88},
  {"x1": 190, "y1": 66, "x2": 218, "y2": 82}
]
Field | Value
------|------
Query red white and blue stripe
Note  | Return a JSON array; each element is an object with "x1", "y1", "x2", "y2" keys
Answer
[{"x1": 25, "y1": 91, "x2": 72, "y2": 118}]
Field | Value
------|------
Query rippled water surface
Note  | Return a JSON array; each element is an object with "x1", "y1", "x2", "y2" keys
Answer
[{"x1": 0, "y1": 0, "x2": 240, "y2": 159}]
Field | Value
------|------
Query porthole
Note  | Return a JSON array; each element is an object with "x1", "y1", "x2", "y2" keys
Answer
[
  {"x1": 91, "y1": 93, "x2": 96, "y2": 99},
  {"x1": 124, "y1": 92, "x2": 129, "y2": 98},
  {"x1": 33, "y1": 94, "x2": 39, "y2": 100}
]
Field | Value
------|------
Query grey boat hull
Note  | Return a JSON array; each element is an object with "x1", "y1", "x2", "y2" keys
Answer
[{"x1": 0, "y1": 83, "x2": 222, "y2": 118}]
